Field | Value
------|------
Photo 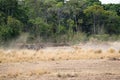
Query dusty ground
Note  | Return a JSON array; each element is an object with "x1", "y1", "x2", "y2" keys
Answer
[
  {"x1": 0, "y1": 60, "x2": 120, "y2": 80},
  {"x1": 0, "y1": 42, "x2": 120, "y2": 80}
]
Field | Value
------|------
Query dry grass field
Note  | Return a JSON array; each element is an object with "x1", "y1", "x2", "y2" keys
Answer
[{"x1": 0, "y1": 42, "x2": 120, "y2": 80}]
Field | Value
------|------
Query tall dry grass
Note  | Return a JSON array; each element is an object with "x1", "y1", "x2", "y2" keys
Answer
[{"x1": 0, "y1": 46, "x2": 120, "y2": 63}]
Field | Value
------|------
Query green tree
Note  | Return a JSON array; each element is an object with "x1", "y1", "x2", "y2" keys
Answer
[
  {"x1": 103, "y1": 4, "x2": 120, "y2": 16},
  {"x1": 29, "y1": 17, "x2": 51, "y2": 38},
  {"x1": 0, "y1": 16, "x2": 22, "y2": 41},
  {"x1": 84, "y1": 5, "x2": 107, "y2": 34},
  {"x1": 0, "y1": 0, "x2": 27, "y2": 23},
  {"x1": 104, "y1": 11, "x2": 120, "y2": 34}
]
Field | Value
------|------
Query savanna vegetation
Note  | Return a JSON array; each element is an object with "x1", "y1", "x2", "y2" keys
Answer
[
  {"x1": 0, "y1": 0, "x2": 120, "y2": 45},
  {"x1": 0, "y1": 1, "x2": 120, "y2": 79}
]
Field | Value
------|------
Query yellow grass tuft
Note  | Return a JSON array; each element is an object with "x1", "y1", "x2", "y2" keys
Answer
[
  {"x1": 57, "y1": 72, "x2": 78, "y2": 78},
  {"x1": 6, "y1": 69, "x2": 22, "y2": 78},
  {"x1": 118, "y1": 50, "x2": 120, "y2": 53},
  {"x1": 107, "y1": 48, "x2": 116, "y2": 53},
  {"x1": 94, "y1": 49, "x2": 102, "y2": 54}
]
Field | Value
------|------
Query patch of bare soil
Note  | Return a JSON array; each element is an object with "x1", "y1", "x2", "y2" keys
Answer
[{"x1": 0, "y1": 60, "x2": 120, "y2": 80}]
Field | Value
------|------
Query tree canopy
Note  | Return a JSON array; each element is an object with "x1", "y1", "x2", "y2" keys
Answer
[{"x1": 0, "y1": 0, "x2": 120, "y2": 43}]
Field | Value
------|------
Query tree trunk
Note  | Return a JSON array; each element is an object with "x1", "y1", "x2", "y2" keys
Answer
[
  {"x1": 34, "y1": 0, "x2": 38, "y2": 17},
  {"x1": 93, "y1": 14, "x2": 96, "y2": 34}
]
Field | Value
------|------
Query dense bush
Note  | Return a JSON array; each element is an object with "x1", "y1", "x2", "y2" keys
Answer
[
  {"x1": 0, "y1": 0, "x2": 120, "y2": 44},
  {"x1": 0, "y1": 16, "x2": 22, "y2": 42}
]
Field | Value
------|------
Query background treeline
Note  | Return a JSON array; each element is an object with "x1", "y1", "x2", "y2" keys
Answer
[{"x1": 0, "y1": 0, "x2": 120, "y2": 44}]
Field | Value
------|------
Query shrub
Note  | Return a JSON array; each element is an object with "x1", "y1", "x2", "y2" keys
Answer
[
  {"x1": 118, "y1": 50, "x2": 120, "y2": 53},
  {"x1": 94, "y1": 49, "x2": 102, "y2": 54},
  {"x1": 0, "y1": 16, "x2": 23, "y2": 42},
  {"x1": 107, "y1": 48, "x2": 116, "y2": 53}
]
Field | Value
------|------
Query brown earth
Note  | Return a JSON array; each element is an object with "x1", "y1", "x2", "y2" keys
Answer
[{"x1": 0, "y1": 60, "x2": 120, "y2": 80}]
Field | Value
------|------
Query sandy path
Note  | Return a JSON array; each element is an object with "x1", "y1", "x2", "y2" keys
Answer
[{"x1": 0, "y1": 59, "x2": 120, "y2": 80}]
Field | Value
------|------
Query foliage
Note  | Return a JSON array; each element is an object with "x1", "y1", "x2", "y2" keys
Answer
[
  {"x1": 0, "y1": 0, "x2": 120, "y2": 43},
  {"x1": 0, "y1": 16, "x2": 22, "y2": 42}
]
